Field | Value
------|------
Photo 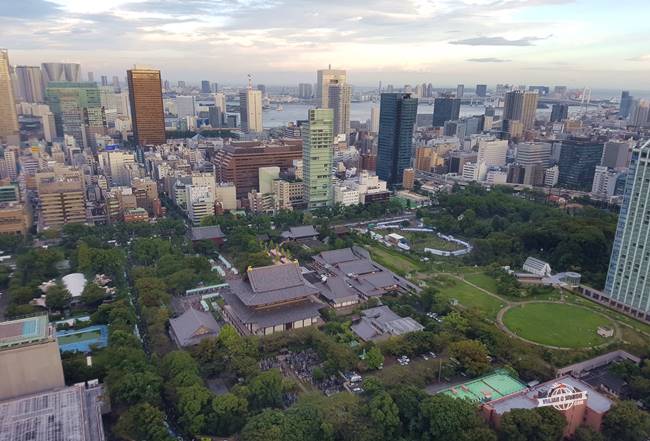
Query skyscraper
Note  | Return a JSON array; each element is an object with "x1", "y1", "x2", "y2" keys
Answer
[
  {"x1": 550, "y1": 104, "x2": 569, "y2": 122},
  {"x1": 101, "y1": 75, "x2": 108, "y2": 86},
  {"x1": 456, "y1": 84, "x2": 464, "y2": 99},
  {"x1": 369, "y1": 105, "x2": 380, "y2": 134},
  {"x1": 0, "y1": 50, "x2": 19, "y2": 143},
  {"x1": 41, "y1": 62, "x2": 81, "y2": 85},
  {"x1": 14, "y1": 66, "x2": 45, "y2": 103},
  {"x1": 327, "y1": 80, "x2": 351, "y2": 138},
  {"x1": 303, "y1": 108, "x2": 334, "y2": 209},
  {"x1": 432, "y1": 97, "x2": 460, "y2": 127},
  {"x1": 316, "y1": 67, "x2": 346, "y2": 108},
  {"x1": 377, "y1": 93, "x2": 418, "y2": 185},
  {"x1": 604, "y1": 140, "x2": 650, "y2": 318},
  {"x1": 475, "y1": 84, "x2": 487, "y2": 97},
  {"x1": 87, "y1": 72, "x2": 94, "y2": 82},
  {"x1": 619, "y1": 91, "x2": 633, "y2": 118},
  {"x1": 127, "y1": 67, "x2": 166, "y2": 146},
  {"x1": 298, "y1": 83, "x2": 313, "y2": 99},
  {"x1": 201, "y1": 80, "x2": 211, "y2": 94},
  {"x1": 45, "y1": 81, "x2": 106, "y2": 149},
  {"x1": 176, "y1": 96, "x2": 196, "y2": 119},
  {"x1": 503, "y1": 90, "x2": 538, "y2": 130},
  {"x1": 239, "y1": 81, "x2": 263, "y2": 133},
  {"x1": 557, "y1": 139, "x2": 604, "y2": 190}
]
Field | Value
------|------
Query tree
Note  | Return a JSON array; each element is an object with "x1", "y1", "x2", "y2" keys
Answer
[
  {"x1": 108, "y1": 369, "x2": 162, "y2": 406},
  {"x1": 80, "y1": 282, "x2": 105, "y2": 307},
  {"x1": 498, "y1": 407, "x2": 565, "y2": 441},
  {"x1": 240, "y1": 409, "x2": 286, "y2": 441},
  {"x1": 449, "y1": 339, "x2": 490, "y2": 376},
  {"x1": 209, "y1": 393, "x2": 249, "y2": 436},
  {"x1": 248, "y1": 369, "x2": 285, "y2": 410},
  {"x1": 368, "y1": 391, "x2": 400, "y2": 439},
  {"x1": 176, "y1": 384, "x2": 212, "y2": 435},
  {"x1": 418, "y1": 394, "x2": 494, "y2": 441},
  {"x1": 442, "y1": 311, "x2": 469, "y2": 335},
  {"x1": 365, "y1": 346, "x2": 384, "y2": 370},
  {"x1": 572, "y1": 426, "x2": 605, "y2": 441},
  {"x1": 390, "y1": 385, "x2": 428, "y2": 435},
  {"x1": 46, "y1": 284, "x2": 72, "y2": 312},
  {"x1": 114, "y1": 403, "x2": 173, "y2": 441},
  {"x1": 602, "y1": 401, "x2": 650, "y2": 441}
]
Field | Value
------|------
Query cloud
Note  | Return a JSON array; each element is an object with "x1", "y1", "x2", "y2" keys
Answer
[
  {"x1": 626, "y1": 54, "x2": 650, "y2": 62},
  {"x1": 466, "y1": 57, "x2": 512, "y2": 63},
  {"x1": 449, "y1": 35, "x2": 550, "y2": 46},
  {"x1": 0, "y1": 0, "x2": 61, "y2": 18}
]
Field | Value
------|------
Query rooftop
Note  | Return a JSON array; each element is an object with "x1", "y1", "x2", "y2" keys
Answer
[
  {"x1": 62, "y1": 273, "x2": 87, "y2": 298},
  {"x1": 169, "y1": 307, "x2": 221, "y2": 347},
  {"x1": 0, "y1": 383, "x2": 105, "y2": 441},
  {"x1": 281, "y1": 225, "x2": 319, "y2": 239},
  {"x1": 190, "y1": 225, "x2": 226, "y2": 241},
  {"x1": 351, "y1": 305, "x2": 424, "y2": 341},
  {"x1": 0, "y1": 316, "x2": 50, "y2": 350},
  {"x1": 439, "y1": 371, "x2": 528, "y2": 403}
]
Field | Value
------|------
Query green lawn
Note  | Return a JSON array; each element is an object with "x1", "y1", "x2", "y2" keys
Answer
[
  {"x1": 435, "y1": 277, "x2": 505, "y2": 319},
  {"x1": 463, "y1": 272, "x2": 499, "y2": 293},
  {"x1": 502, "y1": 303, "x2": 614, "y2": 348},
  {"x1": 58, "y1": 330, "x2": 101, "y2": 345},
  {"x1": 366, "y1": 244, "x2": 421, "y2": 274},
  {"x1": 398, "y1": 231, "x2": 464, "y2": 252}
]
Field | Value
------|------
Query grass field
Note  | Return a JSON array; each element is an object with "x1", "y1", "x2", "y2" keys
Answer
[
  {"x1": 463, "y1": 272, "x2": 499, "y2": 293},
  {"x1": 502, "y1": 303, "x2": 614, "y2": 348},
  {"x1": 398, "y1": 231, "x2": 464, "y2": 252},
  {"x1": 366, "y1": 244, "x2": 422, "y2": 274},
  {"x1": 58, "y1": 330, "x2": 101, "y2": 345},
  {"x1": 435, "y1": 276, "x2": 505, "y2": 319}
]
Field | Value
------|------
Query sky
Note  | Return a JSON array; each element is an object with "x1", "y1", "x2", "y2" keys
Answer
[{"x1": 2, "y1": 0, "x2": 650, "y2": 89}]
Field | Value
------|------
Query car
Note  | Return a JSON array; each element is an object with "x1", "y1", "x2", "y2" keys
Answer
[
  {"x1": 429, "y1": 351, "x2": 437, "y2": 358},
  {"x1": 422, "y1": 354, "x2": 429, "y2": 361}
]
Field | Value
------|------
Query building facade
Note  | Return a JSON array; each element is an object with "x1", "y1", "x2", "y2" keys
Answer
[
  {"x1": 377, "y1": 93, "x2": 418, "y2": 185},
  {"x1": 432, "y1": 97, "x2": 460, "y2": 127},
  {"x1": 604, "y1": 140, "x2": 650, "y2": 319},
  {"x1": 239, "y1": 88, "x2": 263, "y2": 132},
  {"x1": 303, "y1": 108, "x2": 334, "y2": 209},
  {"x1": 127, "y1": 67, "x2": 166, "y2": 146},
  {"x1": 316, "y1": 68, "x2": 346, "y2": 108},
  {"x1": 0, "y1": 50, "x2": 19, "y2": 143}
]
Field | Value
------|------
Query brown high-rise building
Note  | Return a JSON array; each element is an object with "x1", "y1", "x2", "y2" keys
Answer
[
  {"x1": 127, "y1": 67, "x2": 166, "y2": 146},
  {"x1": 213, "y1": 140, "x2": 302, "y2": 199},
  {"x1": 0, "y1": 49, "x2": 19, "y2": 143}
]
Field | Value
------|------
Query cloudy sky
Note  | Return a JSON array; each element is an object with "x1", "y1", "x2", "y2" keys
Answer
[{"x1": 2, "y1": 0, "x2": 649, "y2": 88}]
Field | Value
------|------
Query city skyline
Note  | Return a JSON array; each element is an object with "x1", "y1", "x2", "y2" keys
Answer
[{"x1": 2, "y1": 0, "x2": 650, "y2": 88}]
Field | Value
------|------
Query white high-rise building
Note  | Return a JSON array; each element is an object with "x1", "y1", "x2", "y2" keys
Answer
[
  {"x1": 185, "y1": 184, "x2": 215, "y2": 226},
  {"x1": 328, "y1": 81, "x2": 351, "y2": 138},
  {"x1": 477, "y1": 139, "x2": 508, "y2": 167},
  {"x1": 176, "y1": 96, "x2": 196, "y2": 119},
  {"x1": 591, "y1": 165, "x2": 620, "y2": 198},
  {"x1": 604, "y1": 140, "x2": 650, "y2": 318},
  {"x1": 100, "y1": 150, "x2": 135, "y2": 187},
  {"x1": 370, "y1": 106, "x2": 380, "y2": 133},
  {"x1": 316, "y1": 67, "x2": 346, "y2": 108},
  {"x1": 213, "y1": 93, "x2": 226, "y2": 113},
  {"x1": 544, "y1": 165, "x2": 559, "y2": 187},
  {"x1": 239, "y1": 85, "x2": 263, "y2": 133}
]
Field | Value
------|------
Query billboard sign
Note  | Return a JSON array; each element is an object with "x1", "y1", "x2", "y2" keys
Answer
[{"x1": 537, "y1": 383, "x2": 588, "y2": 411}]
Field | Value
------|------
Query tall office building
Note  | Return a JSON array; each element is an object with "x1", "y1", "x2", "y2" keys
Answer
[
  {"x1": 303, "y1": 108, "x2": 334, "y2": 209},
  {"x1": 101, "y1": 75, "x2": 108, "y2": 86},
  {"x1": 377, "y1": 93, "x2": 418, "y2": 185},
  {"x1": 604, "y1": 140, "x2": 650, "y2": 319},
  {"x1": 475, "y1": 84, "x2": 487, "y2": 97},
  {"x1": 87, "y1": 72, "x2": 94, "y2": 82},
  {"x1": 316, "y1": 67, "x2": 346, "y2": 108},
  {"x1": 127, "y1": 67, "x2": 166, "y2": 146},
  {"x1": 557, "y1": 139, "x2": 604, "y2": 191},
  {"x1": 0, "y1": 50, "x2": 19, "y2": 143},
  {"x1": 328, "y1": 81, "x2": 351, "y2": 138},
  {"x1": 432, "y1": 97, "x2": 460, "y2": 127},
  {"x1": 239, "y1": 82, "x2": 263, "y2": 133},
  {"x1": 456, "y1": 84, "x2": 464, "y2": 99},
  {"x1": 176, "y1": 95, "x2": 196, "y2": 118},
  {"x1": 298, "y1": 83, "x2": 313, "y2": 99},
  {"x1": 601, "y1": 140, "x2": 631, "y2": 170},
  {"x1": 201, "y1": 80, "x2": 211, "y2": 94},
  {"x1": 41, "y1": 62, "x2": 80, "y2": 85},
  {"x1": 369, "y1": 105, "x2": 380, "y2": 134},
  {"x1": 619, "y1": 91, "x2": 633, "y2": 118},
  {"x1": 550, "y1": 104, "x2": 569, "y2": 122},
  {"x1": 503, "y1": 90, "x2": 538, "y2": 130},
  {"x1": 515, "y1": 142, "x2": 552, "y2": 167},
  {"x1": 14, "y1": 66, "x2": 45, "y2": 103},
  {"x1": 45, "y1": 81, "x2": 105, "y2": 149}
]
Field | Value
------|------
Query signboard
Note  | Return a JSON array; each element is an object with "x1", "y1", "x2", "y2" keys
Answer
[{"x1": 536, "y1": 383, "x2": 588, "y2": 411}]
